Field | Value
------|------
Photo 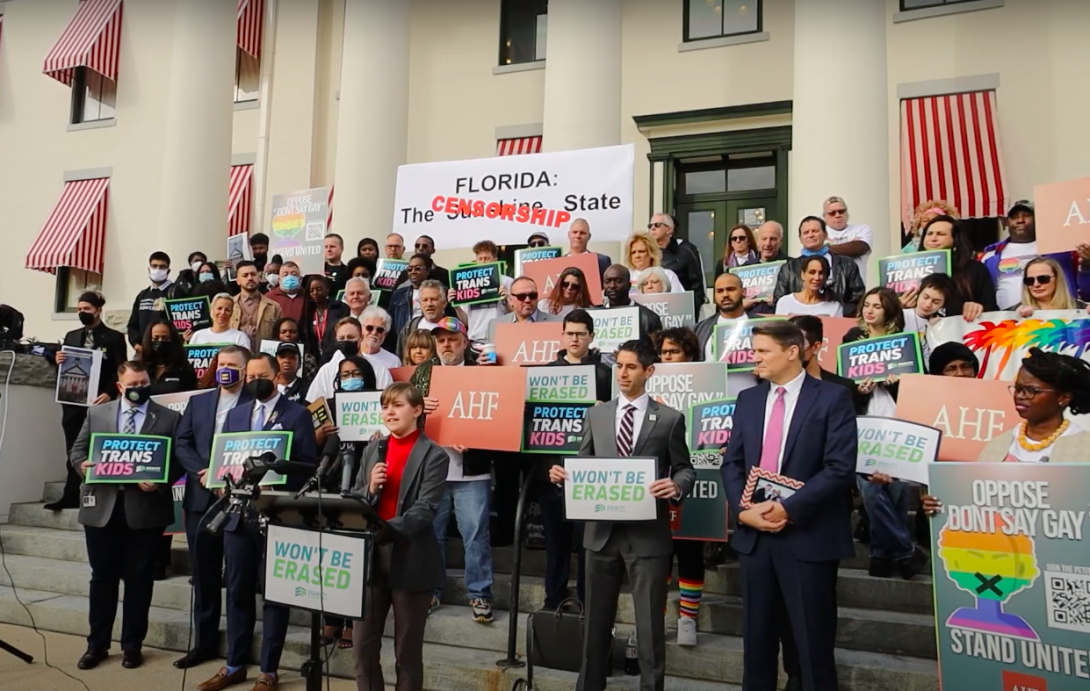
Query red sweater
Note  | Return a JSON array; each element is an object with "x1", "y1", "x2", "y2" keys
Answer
[
  {"x1": 265, "y1": 287, "x2": 306, "y2": 323},
  {"x1": 376, "y1": 430, "x2": 419, "y2": 521}
]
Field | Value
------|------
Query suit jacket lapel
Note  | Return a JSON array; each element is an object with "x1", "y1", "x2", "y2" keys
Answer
[
  {"x1": 632, "y1": 400, "x2": 659, "y2": 456},
  {"x1": 598, "y1": 400, "x2": 619, "y2": 456},
  {"x1": 781, "y1": 376, "x2": 818, "y2": 474},
  {"x1": 139, "y1": 405, "x2": 159, "y2": 434},
  {"x1": 397, "y1": 440, "x2": 427, "y2": 512},
  {"x1": 264, "y1": 397, "x2": 287, "y2": 430},
  {"x1": 750, "y1": 384, "x2": 770, "y2": 469}
]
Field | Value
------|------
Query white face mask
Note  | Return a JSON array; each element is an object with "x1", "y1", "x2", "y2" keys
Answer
[
  {"x1": 266, "y1": 273, "x2": 280, "y2": 287},
  {"x1": 149, "y1": 267, "x2": 169, "y2": 283},
  {"x1": 191, "y1": 261, "x2": 203, "y2": 273}
]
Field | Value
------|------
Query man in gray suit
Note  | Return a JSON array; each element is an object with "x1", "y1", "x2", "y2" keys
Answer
[
  {"x1": 486, "y1": 276, "x2": 560, "y2": 342},
  {"x1": 69, "y1": 360, "x2": 182, "y2": 670},
  {"x1": 549, "y1": 340, "x2": 694, "y2": 691}
]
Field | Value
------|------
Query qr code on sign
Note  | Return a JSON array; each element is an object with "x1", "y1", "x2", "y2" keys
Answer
[
  {"x1": 1045, "y1": 571, "x2": 1090, "y2": 633},
  {"x1": 306, "y1": 222, "x2": 326, "y2": 241}
]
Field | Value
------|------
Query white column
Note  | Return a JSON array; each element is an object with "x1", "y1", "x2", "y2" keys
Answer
[
  {"x1": 333, "y1": 0, "x2": 410, "y2": 235},
  {"x1": 790, "y1": 0, "x2": 890, "y2": 283},
  {"x1": 541, "y1": 0, "x2": 622, "y2": 152},
  {"x1": 155, "y1": 0, "x2": 236, "y2": 262}
]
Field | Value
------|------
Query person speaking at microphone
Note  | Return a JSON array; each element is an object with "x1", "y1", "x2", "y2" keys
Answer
[
  {"x1": 350, "y1": 382, "x2": 449, "y2": 691},
  {"x1": 198, "y1": 353, "x2": 317, "y2": 691}
]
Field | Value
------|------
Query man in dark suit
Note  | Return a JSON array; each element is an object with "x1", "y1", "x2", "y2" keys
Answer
[
  {"x1": 173, "y1": 344, "x2": 253, "y2": 669},
  {"x1": 69, "y1": 360, "x2": 183, "y2": 670},
  {"x1": 198, "y1": 353, "x2": 318, "y2": 691},
  {"x1": 549, "y1": 340, "x2": 694, "y2": 691},
  {"x1": 47, "y1": 291, "x2": 128, "y2": 510},
  {"x1": 721, "y1": 321, "x2": 857, "y2": 691}
]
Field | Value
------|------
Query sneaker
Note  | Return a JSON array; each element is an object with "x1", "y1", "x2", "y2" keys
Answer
[
  {"x1": 427, "y1": 596, "x2": 440, "y2": 616},
  {"x1": 676, "y1": 617, "x2": 697, "y2": 647},
  {"x1": 470, "y1": 598, "x2": 494, "y2": 624}
]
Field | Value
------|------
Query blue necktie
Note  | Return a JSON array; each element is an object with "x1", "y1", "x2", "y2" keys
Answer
[{"x1": 253, "y1": 403, "x2": 266, "y2": 431}]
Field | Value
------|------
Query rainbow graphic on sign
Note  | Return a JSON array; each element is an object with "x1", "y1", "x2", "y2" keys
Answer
[
  {"x1": 272, "y1": 212, "x2": 306, "y2": 248},
  {"x1": 961, "y1": 317, "x2": 1090, "y2": 379},
  {"x1": 937, "y1": 512, "x2": 1040, "y2": 640}
]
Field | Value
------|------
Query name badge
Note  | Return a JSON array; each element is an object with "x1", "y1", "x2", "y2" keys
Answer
[{"x1": 82, "y1": 494, "x2": 97, "y2": 508}]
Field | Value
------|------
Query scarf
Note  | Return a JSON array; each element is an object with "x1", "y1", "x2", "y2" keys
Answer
[{"x1": 800, "y1": 245, "x2": 831, "y2": 257}]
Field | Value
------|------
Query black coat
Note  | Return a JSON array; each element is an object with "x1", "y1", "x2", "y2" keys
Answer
[
  {"x1": 126, "y1": 284, "x2": 187, "y2": 347},
  {"x1": 943, "y1": 260, "x2": 999, "y2": 316},
  {"x1": 661, "y1": 238, "x2": 707, "y2": 306},
  {"x1": 774, "y1": 254, "x2": 867, "y2": 317},
  {"x1": 60, "y1": 322, "x2": 128, "y2": 400}
]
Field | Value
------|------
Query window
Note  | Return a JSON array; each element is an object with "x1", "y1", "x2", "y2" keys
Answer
[
  {"x1": 55, "y1": 268, "x2": 103, "y2": 313},
  {"x1": 234, "y1": 48, "x2": 260, "y2": 103},
  {"x1": 499, "y1": 0, "x2": 548, "y2": 66},
  {"x1": 70, "y1": 67, "x2": 116, "y2": 124},
  {"x1": 901, "y1": 0, "x2": 980, "y2": 8},
  {"x1": 684, "y1": 0, "x2": 761, "y2": 42}
]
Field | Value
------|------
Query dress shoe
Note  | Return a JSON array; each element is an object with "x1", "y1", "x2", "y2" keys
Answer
[
  {"x1": 252, "y1": 673, "x2": 278, "y2": 691},
  {"x1": 896, "y1": 545, "x2": 930, "y2": 581},
  {"x1": 868, "y1": 557, "x2": 893, "y2": 578},
  {"x1": 44, "y1": 498, "x2": 79, "y2": 511},
  {"x1": 199, "y1": 666, "x2": 248, "y2": 691},
  {"x1": 174, "y1": 647, "x2": 218, "y2": 669},
  {"x1": 77, "y1": 649, "x2": 108, "y2": 670},
  {"x1": 152, "y1": 564, "x2": 169, "y2": 581},
  {"x1": 784, "y1": 676, "x2": 803, "y2": 691},
  {"x1": 121, "y1": 649, "x2": 143, "y2": 669}
]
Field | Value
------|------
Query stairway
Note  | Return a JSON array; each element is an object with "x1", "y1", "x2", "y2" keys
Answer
[{"x1": 0, "y1": 481, "x2": 940, "y2": 691}]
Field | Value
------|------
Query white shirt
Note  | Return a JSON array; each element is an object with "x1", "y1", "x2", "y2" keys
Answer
[
  {"x1": 215, "y1": 388, "x2": 242, "y2": 434},
  {"x1": 704, "y1": 313, "x2": 747, "y2": 362},
  {"x1": 774, "y1": 294, "x2": 843, "y2": 318},
  {"x1": 614, "y1": 392, "x2": 650, "y2": 452},
  {"x1": 537, "y1": 300, "x2": 574, "y2": 318},
  {"x1": 993, "y1": 240, "x2": 1038, "y2": 310},
  {"x1": 411, "y1": 289, "x2": 422, "y2": 318},
  {"x1": 761, "y1": 370, "x2": 806, "y2": 473},
  {"x1": 629, "y1": 267, "x2": 685, "y2": 294},
  {"x1": 903, "y1": 309, "x2": 932, "y2": 369},
  {"x1": 1004, "y1": 422, "x2": 1082, "y2": 463},
  {"x1": 117, "y1": 400, "x2": 149, "y2": 433},
  {"x1": 363, "y1": 348, "x2": 401, "y2": 371},
  {"x1": 251, "y1": 393, "x2": 280, "y2": 431},
  {"x1": 189, "y1": 327, "x2": 251, "y2": 348},
  {"x1": 467, "y1": 275, "x2": 514, "y2": 343},
  {"x1": 306, "y1": 350, "x2": 394, "y2": 403},
  {"x1": 826, "y1": 223, "x2": 874, "y2": 279}
]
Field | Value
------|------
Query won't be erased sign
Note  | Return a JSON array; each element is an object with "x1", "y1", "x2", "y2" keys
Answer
[
  {"x1": 837, "y1": 332, "x2": 924, "y2": 382},
  {"x1": 855, "y1": 416, "x2": 940, "y2": 486},
  {"x1": 263, "y1": 525, "x2": 367, "y2": 619},
  {"x1": 86, "y1": 434, "x2": 172, "y2": 483},
  {"x1": 207, "y1": 431, "x2": 293, "y2": 488},
  {"x1": 564, "y1": 457, "x2": 657, "y2": 521},
  {"x1": 335, "y1": 392, "x2": 384, "y2": 442}
]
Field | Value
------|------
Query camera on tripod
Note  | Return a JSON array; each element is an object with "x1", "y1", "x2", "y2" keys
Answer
[{"x1": 204, "y1": 452, "x2": 298, "y2": 535}]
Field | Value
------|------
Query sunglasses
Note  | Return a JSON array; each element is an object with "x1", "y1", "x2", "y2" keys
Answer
[
  {"x1": 529, "y1": 241, "x2": 548, "y2": 248},
  {"x1": 730, "y1": 235, "x2": 748, "y2": 242},
  {"x1": 561, "y1": 281, "x2": 581, "y2": 290},
  {"x1": 1023, "y1": 275, "x2": 1053, "y2": 286},
  {"x1": 647, "y1": 222, "x2": 668, "y2": 230},
  {"x1": 826, "y1": 208, "x2": 847, "y2": 216},
  {"x1": 512, "y1": 292, "x2": 539, "y2": 302},
  {"x1": 415, "y1": 243, "x2": 431, "y2": 249},
  {"x1": 364, "y1": 324, "x2": 386, "y2": 334}
]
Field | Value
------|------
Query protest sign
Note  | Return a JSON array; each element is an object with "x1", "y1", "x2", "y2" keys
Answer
[
  {"x1": 207, "y1": 431, "x2": 293, "y2": 488},
  {"x1": 590, "y1": 306, "x2": 640, "y2": 352},
  {"x1": 729, "y1": 261, "x2": 785, "y2": 302},
  {"x1": 895, "y1": 374, "x2": 1019, "y2": 461},
  {"x1": 225, "y1": 235, "x2": 252, "y2": 280},
  {"x1": 514, "y1": 246, "x2": 562, "y2": 276},
  {"x1": 878, "y1": 250, "x2": 950, "y2": 293},
  {"x1": 521, "y1": 253, "x2": 603, "y2": 306},
  {"x1": 308, "y1": 398, "x2": 333, "y2": 430},
  {"x1": 85, "y1": 434, "x2": 172, "y2": 484},
  {"x1": 373, "y1": 258, "x2": 409, "y2": 292},
  {"x1": 1034, "y1": 176, "x2": 1090, "y2": 255},
  {"x1": 335, "y1": 392, "x2": 384, "y2": 442},
  {"x1": 714, "y1": 317, "x2": 784, "y2": 370},
  {"x1": 855, "y1": 416, "x2": 941, "y2": 485},
  {"x1": 449, "y1": 262, "x2": 503, "y2": 306},
  {"x1": 269, "y1": 187, "x2": 330, "y2": 275},
  {"x1": 495, "y1": 322, "x2": 563, "y2": 365},
  {"x1": 165, "y1": 296, "x2": 212, "y2": 333},
  {"x1": 55, "y1": 346, "x2": 102, "y2": 407},
  {"x1": 672, "y1": 398, "x2": 733, "y2": 541},
  {"x1": 390, "y1": 366, "x2": 417, "y2": 383},
  {"x1": 930, "y1": 462, "x2": 1090, "y2": 691},
  {"x1": 631, "y1": 291, "x2": 696, "y2": 330},
  {"x1": 816, "y1": 317, "x2": 857, "y2": 370},
  {"x1": 392, "y1": 144, "x2": 635, "y2": 247},
  {"x1": 563, "y1": 457, "x2": 658, "y2": 521},
  {"x1": 425, "y1": 366, "x2": 526, "y2": 451},
  {"x1": 522, "y1": 365, "x2": 596, "y2": 454},
  {"x1": 165, "y1": 479, "x2": 185, "y2": 536},
  {"x1": 644, "y1": 362, "x2": 728, "y2": 414},
  {"x1": 264, "y1": 525, "x2": 368, "y2": 618},
  {"x1": 837, "y1": 332, "x2": 924, "y2": 382},
  {"x1": 151, "y1": 390, "x2": 205, "y2": 416},
  {"x1": 185, "y1": 344, "x2": 225, "y2": 380},
  {"x1": 928, "y1": 311, "x2": 1090, "y2": 381},
  {"x1": 259, "y1": 339, "x2": 306, "y2": 360}
]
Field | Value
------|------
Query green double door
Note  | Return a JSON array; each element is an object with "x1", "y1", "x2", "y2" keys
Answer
[{"x1": 677, "y1": 196, "x2": 779, "y2": 285}]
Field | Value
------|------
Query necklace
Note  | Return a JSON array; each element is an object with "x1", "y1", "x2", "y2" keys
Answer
[{"x1": 1017, "y1": 419, "x2": 1069, "y2": 452}]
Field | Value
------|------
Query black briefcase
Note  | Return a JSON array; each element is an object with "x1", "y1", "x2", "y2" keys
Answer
[{"x1": 513, "y1": 598, "x2": 610, "y2": 691}]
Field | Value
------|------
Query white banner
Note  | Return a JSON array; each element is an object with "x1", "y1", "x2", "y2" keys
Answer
[
  {"x1": 334, "y1": 392, "x2": 385, "y2": 442},
  {"x1": 564, "y1": 457, "x2": 658, "y2": 521},
  {"x1": 263, "y1": 525, "x2": 367, "y2": 618},
  {"x1": 392, "y1": 145, "x2": 636, "y2": 248},
  {"x1": 855, "y1": 416, "x2": 941, "y2": 485}
]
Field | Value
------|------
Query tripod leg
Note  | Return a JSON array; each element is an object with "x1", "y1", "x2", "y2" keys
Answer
[{"x1": 0, "y1": 638, "x2": 34, "y2": 664}]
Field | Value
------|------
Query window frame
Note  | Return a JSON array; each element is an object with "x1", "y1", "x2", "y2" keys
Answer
[
  {"x1": 54, "y1": 267, "x2": 102, "y2": 314},
  {"x1": 233, "y1": 47, "x2": 260, "y2": 104},
  {"x1": 497, "y1": 0, "x2": 549, "y2": 67},
  {"x1": 899, "y1": 0, "x2": 979, "y2": 10},
  {"x1": 69, "y1": 66, "x2": 116, "y2": 125},
  {"x1": 682, "y1": 0, "x2": 763, "y2": 44}
]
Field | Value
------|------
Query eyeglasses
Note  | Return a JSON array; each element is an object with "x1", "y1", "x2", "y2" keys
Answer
[
  {"x1": 529, "y1": 241, "x2": 548, "y2": 248},
  {"x1": 561, "y1": 281, "x2": 581, "y2": 291},
  {"x1": 730, "y1": 235, "x2": 748, "y2": 242},
  {"x1": 563, "y1": 331, "x2": 591, "y2": 339},
  {"x1": 1009, "y1": 384, "x2": 1057, "y2": 399},
  {"x1": 826, "y1": 208, "x2": 847, "y2": 216},
  {"x1": 1023, "y1": 275, "x2": 1054, "y2": 286},
  {"x1": 512, "y1": 292, "x2": 539, "y2": 302},
  {"x1": 647, "y1": 222, "x2": 669, "y2": 230},
  {"x1": 364, "y1": 324, "x2": 386, "y2": 334},
  {"x1": 385, "y1": 244, "x2": 404, "y2": 250},
  {"x1": 660, "y1": 347, "x2": 683, "y2": 357}
]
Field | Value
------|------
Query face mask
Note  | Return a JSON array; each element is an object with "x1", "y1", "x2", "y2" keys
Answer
[
  {"x1": 199, "y1": 272, "x2": 215, "y2": 283},
  {"x1": 245, "y1": 378, "x2": 275, "y2": 400},
  {"x1": 124, "y1": 385, "x2": 152, "y2": 406},
  {"x1": 266, "y1": 273, "x2": 280, "y2": 288},
  {"x1": 253, "y1": 254, "x2": 267, "y2": 271},
  {"x1": 151, "y1": 340, "x2": 171, "y2": 353},
  {"x1": 149, "y1": 267, "x2": 169, "y2": 283},
  {"x1": 339, "y1": 377, "x2": 364, "y2": 392},
  {"x1": 281, "y1": 275, "x2": 301, "y2": 292},
  {"x1": 191, "y1": 261, "x2": 203, "y2": 273},
  {"x1": 216, "y1": 366, "x2": 242, "y2": 387},
  {"x1": 78, "y1": 311, "x2": 96, "y2": 327},
  {"x1": 337, "y1": 340, "x2": 359, "y2": 357}
]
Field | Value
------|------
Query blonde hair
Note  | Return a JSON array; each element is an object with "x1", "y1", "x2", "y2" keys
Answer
[
  {"x1": 637, "y1": 267, "x2": 672, "y2": 293},
  {"x1": 401, "y1": 329, "x2": 437, "y2": 366},
  {"x1": 910, "y1": 199, "x2": 960, "y2": 235},
  {"x1": 624, "y1": 231, "x2": 662, "y2": 270},
  {"x1": 1022, "y1": 257, "x2": 1077, "y2": 310}
]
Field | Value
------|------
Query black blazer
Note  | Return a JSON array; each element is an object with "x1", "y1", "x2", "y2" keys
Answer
[
  {"x1": 354, "y1": 433, "x2": 450, "y2": 592},
  {"x1": 61, "y1": 323, "x2": 128, "y2": 400}
]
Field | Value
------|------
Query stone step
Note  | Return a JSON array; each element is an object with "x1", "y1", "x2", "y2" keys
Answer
[{"x1": 0, "y1": 585, "x2": 937, "y2": 691}]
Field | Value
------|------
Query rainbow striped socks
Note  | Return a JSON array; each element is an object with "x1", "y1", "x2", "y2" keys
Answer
[{"x1": 678, "y1": 579, "x2": 704, "y2": 619}]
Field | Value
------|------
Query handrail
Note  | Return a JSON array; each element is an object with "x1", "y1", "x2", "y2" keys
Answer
[{"x1": 496, "y1": 473, "x2": 534, "y2": 670}]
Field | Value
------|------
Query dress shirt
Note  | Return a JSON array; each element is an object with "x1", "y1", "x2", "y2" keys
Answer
[
  {"x1": 761, "y1": 370, "x2": 806, "y2": 473},
  {"x1": 118, "y1": 400, "x2": 149, "y2": 433},
  {"x1": 215, "y1": 388, "x2": 243, "y2": 434},
  {"x1": 614, "y1": 392, "x2": 650, "y2": 452},
  {"x1": 251, "y1": 393, "x2": 281, "y2": 431}
]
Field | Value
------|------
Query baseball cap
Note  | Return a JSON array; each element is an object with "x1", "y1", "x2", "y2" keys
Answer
[
  {"x1": 430, "y1": 317, "x2": 467, "y2": 335},
  {"x1": 527, "y1": 231, "x2": 550, "y2": 245},
  {"x1": 1008, "y1": 199, "x2": 1034, "y2": 216},
  {"x1": 275, "y1": 342, "x2": 300, "y2": 356}
]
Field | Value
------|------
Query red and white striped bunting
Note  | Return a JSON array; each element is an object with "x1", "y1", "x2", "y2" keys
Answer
[
  {"x1": 43, "y1": 0, "x2": 123, "y2": 87},
  {"x1": 25, "y1": 178, "x2": 110, "y2": 275},
  {"x1": 237, "y1": 0, "x2": 265, "y2": 60},
  {"x1": 496, "y1": 136, "x2": 542, "y2": 156},
  {"x1": 228, "y1": 165, "x2": 254, "y2": 237}
]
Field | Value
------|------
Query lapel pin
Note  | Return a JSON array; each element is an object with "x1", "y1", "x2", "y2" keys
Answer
[{"x1": 649, "y1": 414, "x2": 657, "y2": 421}]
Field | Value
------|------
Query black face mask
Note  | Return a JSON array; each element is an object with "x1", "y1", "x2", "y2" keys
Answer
[
  {"x1": 151, "y1": 340, "x2": 172, "y2": 354},
  {"x1": 337, "y1": 340, "x2": 359, "y2": 358},
  {"x1": 253, "y1": 253, "x2": 267, "y2": 271},
  {"x1": 245, "y1": 378, "x2": 275, "y2": 401},
  {"x1": 124, "y1": 385, "x2": 152, "y2": 406},
  {"x1": 78, "y1": 311, "x2": 96, "y2": 327}
]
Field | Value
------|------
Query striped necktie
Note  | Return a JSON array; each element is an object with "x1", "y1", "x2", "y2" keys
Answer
[
  {"x1": 617, "y1": 404, "x2": 636, "y2": 457},
  {"x1": 123, "y1": 408, "x2": 137, "y2": 434}
]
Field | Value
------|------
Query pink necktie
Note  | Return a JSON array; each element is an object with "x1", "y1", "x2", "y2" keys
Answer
[{"x1": 759, "y1": 387, "x2": 787, "y2": 472}]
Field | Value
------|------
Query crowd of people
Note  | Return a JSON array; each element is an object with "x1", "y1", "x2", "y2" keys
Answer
[{"x1": 39, "y1": 193, "x2": 1090, "y2": 691}]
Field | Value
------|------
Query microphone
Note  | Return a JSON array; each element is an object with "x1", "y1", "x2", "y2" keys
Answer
[
  {"x1": 266, "y1": 458, "x2": 325, "y2": 477},
  {"x1": 339, "y1": 444, "x2": 357, "y2": 495},
  {"x1": 316, "y1": 434, "x2": 340, "y2": 478},
  {"x1": 367, "y1": 438, "x2": 391, "y2": 496}
]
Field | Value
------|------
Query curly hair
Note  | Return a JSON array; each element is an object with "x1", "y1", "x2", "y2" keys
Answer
[
  {"x1": 910, "y1": 199, "x2": 960, "y2": 236},
  {"x1": 1021, "y1": 348, "x2": 1090, "y2": 416},
  {"x1": 653, "y1": 328, "x2": 700, "y2": 362}
]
